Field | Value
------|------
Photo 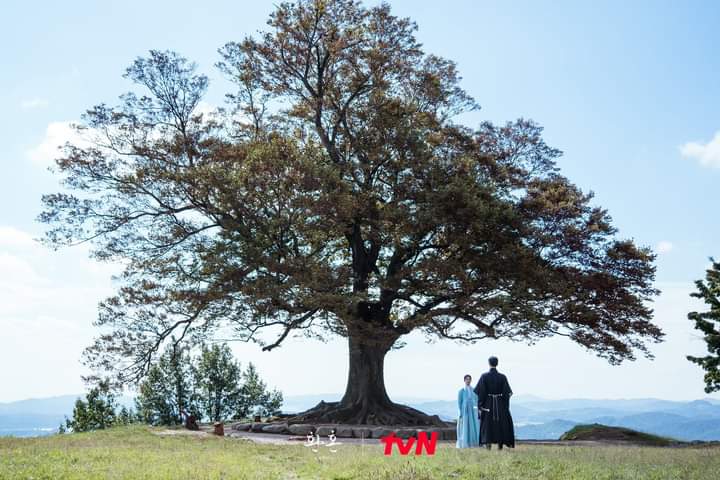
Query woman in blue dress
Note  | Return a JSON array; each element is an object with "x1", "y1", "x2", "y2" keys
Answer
[{"x1": 456, "y1": 374, "x2": 480, "y2": 448}]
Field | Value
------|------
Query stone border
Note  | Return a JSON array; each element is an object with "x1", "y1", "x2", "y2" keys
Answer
[{"x1": 230, "y1": 421, "x2": 457, "y2": 441}]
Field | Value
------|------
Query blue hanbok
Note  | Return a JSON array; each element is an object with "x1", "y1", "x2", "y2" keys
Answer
[{"x1": 456, "y1": 385, "x2": 480, "y2": 448}]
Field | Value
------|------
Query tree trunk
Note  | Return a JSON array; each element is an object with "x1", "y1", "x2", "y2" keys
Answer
[
  {"x1": 341, "y1": 334, "x2": 393, "y2": 410},
  {"x1": 287, "y1": 331, "x2": 445, "y2": 426}
]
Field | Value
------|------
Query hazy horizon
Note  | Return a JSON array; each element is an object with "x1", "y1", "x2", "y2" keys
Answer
[{"x1": 2, "y1": 391, "x2": 719, "y2": 407}]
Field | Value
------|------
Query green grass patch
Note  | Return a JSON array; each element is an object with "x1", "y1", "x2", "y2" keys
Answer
[{"x1": 1, "y1": 425, "x2": 719, "y2": 479}]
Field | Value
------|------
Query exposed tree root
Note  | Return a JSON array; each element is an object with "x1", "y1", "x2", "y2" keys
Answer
[{"x1": 286, "y1": 400, "x2": 446, "y2": 426}]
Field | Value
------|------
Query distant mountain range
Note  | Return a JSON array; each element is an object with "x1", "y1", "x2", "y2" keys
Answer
[
  {"x1": 3, "y1": 393, "x2": 720, "y2": 441},
  {"x1": 404, "y1": 397, "x2": 720, "y2": 441},
  {"x1": 0, "y1": 395, "x2": 134, "y2": 438},
  {"x1": 281, "y1": 394, "x2": 720, "y2": 441}
]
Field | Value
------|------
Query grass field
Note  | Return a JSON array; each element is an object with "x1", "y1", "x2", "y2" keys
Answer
[{"x1": 1, "y1": 426, "x2": 719, "y2": 479}]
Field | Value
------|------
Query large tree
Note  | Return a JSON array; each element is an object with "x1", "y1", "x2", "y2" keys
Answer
[{"x1": 38, "y1": 0, "x2": 662, "y2": 425}]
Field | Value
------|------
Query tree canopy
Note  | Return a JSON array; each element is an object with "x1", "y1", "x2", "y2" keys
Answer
[
  {"x1": 135, "y1": 343, "x2": 282, "y2": 424},
  {"x1": 62, "y1": 380, "x2": 135, "y2": 433},
  {"x1": 38, "y1": 0, "x2": 662, "y2": 424}
]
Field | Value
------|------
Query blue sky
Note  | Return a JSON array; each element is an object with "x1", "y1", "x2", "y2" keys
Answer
[{"x1": 1, "y1": 0, "x2": 719, "y2": 403}]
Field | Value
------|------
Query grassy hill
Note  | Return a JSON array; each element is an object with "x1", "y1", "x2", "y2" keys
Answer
[
  {"x1": 559, "y1": 424, "x2": 678, "y2": 446},
  {"x1": 1, "y1": 426, "x2": 719, "y2": 479}
]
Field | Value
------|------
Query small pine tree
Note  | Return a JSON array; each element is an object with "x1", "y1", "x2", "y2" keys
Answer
[
  {"x1": 133, "y1": 342, "x2": 282, "y2": 424},
  {"x1": 65, "y1": 380, "x2": 118, "y2": 432},
  {"x1": 688, "y1": 258, "x2": 720, "y2": 393},
  {"x1": 136, "y1": 343, "x2": 200, "y2": 425},
  {"x1": 194, "y1": 344, "x2": 242, "y2": 422},
  {"x1": 238, "y1": 363, "x2": 283, "y2": 419},
  {"x1": 117, "y1": 406, "x2": 136, "y2": 425}
]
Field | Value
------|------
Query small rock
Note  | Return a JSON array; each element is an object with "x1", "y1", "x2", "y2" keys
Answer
[
  {"x1": 262, "y1": 423, "x2": 289, "y2": 434},
  {"x1": 352, "y1": 427, "x2": 372, "y2": 439},
  {"x1": 315, "y1": 425, "x2": 338, "y2": 437},
  {"x1": 213, "y1": 422, "x2": 225, "y2": 436},
  {"x1": 183, "y1": 413, "x2": 199, "y2": 431},
  {"x1": 288, "y1": 424, "x2": 315, "y2": 436},
  {"x1": 231, "y1": 422, "x2": 252, "y2": 432},
  {"x1": 333, "y1": 426, "x2": 354, "y2": 438},
  {"x1": 371, "y1": 427, "x2": 394, "y2": 439},
  {"x1": 250, "y1": 422, "x2": 266, "y2": 432}
]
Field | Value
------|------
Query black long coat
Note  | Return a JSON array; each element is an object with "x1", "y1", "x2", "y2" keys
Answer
[{"x1": 473, "y1": 368, "x2": 515, "y2": 447}]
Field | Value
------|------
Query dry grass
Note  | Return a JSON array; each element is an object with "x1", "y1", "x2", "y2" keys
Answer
[{"x1": 1, "y1": 425, "x2": 719, "y2": 479}]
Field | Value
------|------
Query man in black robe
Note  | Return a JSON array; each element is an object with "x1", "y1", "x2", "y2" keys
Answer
[{"x1": 474, "y1": 356, "x2": 515, "y2": 449}]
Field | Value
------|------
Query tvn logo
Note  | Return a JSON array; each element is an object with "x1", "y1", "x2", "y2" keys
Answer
[{"x1": 379, "y1": 431, "x2": 438, "y2": 456}]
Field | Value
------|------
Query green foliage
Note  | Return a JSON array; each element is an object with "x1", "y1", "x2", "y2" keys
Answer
[
  {"x1": 116, "y1": 406, "x2": 136, "y2": 426},
  {"x1": 237, "y1": 362, "x2": 283, "y2": 418},
  {"x1": 687, "y1": 258, "x2": 720, "y2": 393},
  {"x1": 136, "y1": 344, "x2": 200, "y2": 425},
  {"x1": 136, "y1": 342, "x2": 282, "y2": 424},
  {"x1": 559, "y1": 423, "x2": 677, "y2": 446},
  {"x1": 195, "y1": 343, "x2": 242, "y2": 422},
  {"x1": 64, "y1": 380, "x2": 136, "y2": 433}
]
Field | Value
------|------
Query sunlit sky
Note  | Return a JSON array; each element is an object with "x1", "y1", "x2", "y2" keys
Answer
[{"x1": 1, "y1": 0, "x2": 719, "y2": 403}]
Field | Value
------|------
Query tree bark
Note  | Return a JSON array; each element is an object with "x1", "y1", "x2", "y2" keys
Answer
[
  {"x1": 341, "y1": 334, "x2": 393, "y2": 409},
  {"x1": 287, "y1": 330, "x2": 445, "y2": 426}
]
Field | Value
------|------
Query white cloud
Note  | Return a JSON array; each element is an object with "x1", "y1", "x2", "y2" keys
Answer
[
  {"x1": 21, "y1": 98, "x2": 49, "y2": 109},
  {"x1": 656, "y1": 240, "x2": 674, "y2": 254},
  {"x1": 0, "y1": 226, "x2": 38, "y2": 249},
  {"x1": 27, "y1": 104, "x2": 223, "y2": 169},
  {"x1": 0, "y1": 252, "x2": 45, "y2": 286},
  {"x1": 680, "y1": 131, "x2": 720, "y2": 168},
  {"x1": 26, "y1": 121, "x2": 91, "y2": 167},
  {"x1": 0, "y1": 225, "x2": 122, "y2": 401}
]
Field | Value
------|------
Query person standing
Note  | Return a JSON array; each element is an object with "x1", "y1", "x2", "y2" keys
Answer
[
  {"x1": 456, "y1": 374, "x2": 480, "y2": 448},
  {"x1": 474, "y1": 356, "x2": 515, "y2": 449}
]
